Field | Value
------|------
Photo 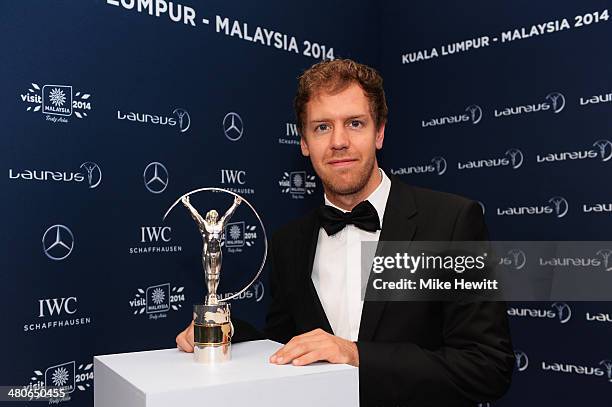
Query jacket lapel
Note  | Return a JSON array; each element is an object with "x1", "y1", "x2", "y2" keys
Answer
[
  {"x1": 295, "y1": 210, "x2": 334, "y2": 334},
  {"x1": 358, "y1": 176, "x2": 418, "y2": 341}
]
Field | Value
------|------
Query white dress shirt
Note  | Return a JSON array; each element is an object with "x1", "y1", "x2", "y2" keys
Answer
[{"x1": 311, "y1": 168, "x2": 391, "y2": 341}]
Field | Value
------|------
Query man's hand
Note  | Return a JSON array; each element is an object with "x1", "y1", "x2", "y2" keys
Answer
[
  {"x1": 176, "y1": 321, "x2": 194, "y2": 352},
  {"x1": 269, "y1": 328, "x2": 359, "y2": 367}
]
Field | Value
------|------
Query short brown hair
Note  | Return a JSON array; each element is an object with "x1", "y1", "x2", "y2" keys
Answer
[{"x1": 294, "y1": 58, "x2": 388, "y2": 134}]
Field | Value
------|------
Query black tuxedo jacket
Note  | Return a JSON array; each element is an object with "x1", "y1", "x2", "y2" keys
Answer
[{"x1": 236, "y1": 175, "x2": 514, "y2": 407}]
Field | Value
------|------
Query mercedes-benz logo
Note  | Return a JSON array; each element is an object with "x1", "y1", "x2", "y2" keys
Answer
[
  {"x1": 143, "y1": 162, "x2": 169, "y2": 194},
  {"x1": 223, "y1": 112, "x2": 244, "y2": 141},
  {"x1": 42, "y1": 225, "x2": 74, "y2": 261}
]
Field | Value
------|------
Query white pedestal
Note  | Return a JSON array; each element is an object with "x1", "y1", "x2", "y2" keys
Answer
[{"x1": 94, "y1": 339, "x2": 359, "y2": 407}]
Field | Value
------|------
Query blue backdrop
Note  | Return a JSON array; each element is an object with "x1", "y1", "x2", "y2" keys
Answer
[
  {"x1": 1, "y1": 1, "x2": 610, "y2": 406},
  {"x1": 380, "y1": 1, "x2": 612, "y2": 405}
]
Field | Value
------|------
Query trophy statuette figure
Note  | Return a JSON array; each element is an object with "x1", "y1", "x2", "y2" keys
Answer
[
  {"x1": 181, "y1": 194, "x2": 241, "y2": 306},
  {"x1": 182, "y1": 194, "x2": 240, "y2": 363}
]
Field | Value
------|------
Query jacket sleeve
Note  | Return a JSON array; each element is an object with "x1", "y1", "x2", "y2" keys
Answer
[
  {"x1": 356, "y1": 201, "x2": 515, "y2": 405},
  {"x1": 262, "y1": 232, "x2": 297, "y2": 344},
  {"x1": 232, "y1": 232, "x2": 297, "y2": 344}
]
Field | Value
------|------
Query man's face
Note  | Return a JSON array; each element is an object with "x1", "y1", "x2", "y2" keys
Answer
[{"x1": 300, "y1": 82, "x2": 385, "y2": 196}]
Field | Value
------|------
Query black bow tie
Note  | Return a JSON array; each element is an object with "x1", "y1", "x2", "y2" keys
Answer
[{"x1": 318, "y1": 200, "x2": 381, "y2": 236}]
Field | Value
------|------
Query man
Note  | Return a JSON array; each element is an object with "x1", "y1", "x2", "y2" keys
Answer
[{"x1": 177, "y1": 59, "x2": 514, "y2": 406}]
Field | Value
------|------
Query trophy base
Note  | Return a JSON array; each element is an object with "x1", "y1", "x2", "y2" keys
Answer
[
  {"x1": 194, "y1": 342, "x2": 231, "y2": 363},
  {"x1": 193, "y1": 303, "x2": 233, "y2": 364}
]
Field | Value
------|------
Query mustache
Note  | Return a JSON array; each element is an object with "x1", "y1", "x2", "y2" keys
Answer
[{"x1": 328, "y1": 153, "x2": 357, "y2": 161}]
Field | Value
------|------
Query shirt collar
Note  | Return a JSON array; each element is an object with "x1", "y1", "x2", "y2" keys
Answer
[{"x1": 323, "y1": 168, "x2": 391, "y2": 223}]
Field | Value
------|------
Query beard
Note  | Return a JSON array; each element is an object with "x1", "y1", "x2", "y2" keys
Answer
[{"x1": 319, "y1": 153, "x2": 377, "y2": 196}]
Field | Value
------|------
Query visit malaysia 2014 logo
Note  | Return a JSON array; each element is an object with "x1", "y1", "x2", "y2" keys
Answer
[{"x1": 20, "y1": 82, "x2": 93, "y2": 123}]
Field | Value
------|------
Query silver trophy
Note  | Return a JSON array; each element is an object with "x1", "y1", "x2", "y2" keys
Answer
[{"x1": 164, "y1": 188, "x2": 267, "y2": 363}]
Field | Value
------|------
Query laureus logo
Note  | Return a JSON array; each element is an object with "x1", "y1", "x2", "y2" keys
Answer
[
  {"x1": 20, "y1": 82, "x2": 93, "y2": 123},
  {"x1": 536, "y1": 139, "x2": 612, "y2": 163},
  {"x1": 596, "y1": 249, "x2": 612, "y2": 271},
  {"x1": 551, "y1": 302, "x2": 572, "y2": 323},
  {"x1": 600, "y1": 360, "x2": 612, "y2": 382},
  {"x1": 545, "y1": 92, "x2": 566, "y2": 113},
  {"x1": 494, "y1": 92, "x2": 566, "y2": 117},
  {"x1": 539, "y1": 248, "x2": 612, "y2": 271},
  {"x1": 457, "y1": 148, "x2": 523, "y2": 171},
  {"x1": 8, "y1": 161, "x2": 102, "y2": 189},
  {"x1": 389, "y1": 156, "x2": 447, "y2": 176},
  {"x1": 497, "y1": 196, "x2": 569, "y2": 218},
  {"x1": 116, "y1": 108, "x2": 190, "y2": 132},
  {"x1": 505, "y1": 148, "x2": 524, "y2": 169},
  {"x1": 422, "y1": 104, "x2": 482, "y2": 127},
  {"x1": 219, "y1": 280, "x2": 265, "y2": 303},
  {"x1": 593, "y1": 139, "x2": 612, "y2": 162},
  {"x1": 507, "y1": 303, "x2": 572, "y2": 324},
  {"x1": 514, "y1": 350, "x2": 529, "y2": 372},
  {"x1": 431, "y1": 156, "x2": 447, "y2": 175},
  {"x1": 465, "y1": 104, "x2": 482, "y2": 124},
  {"x1": 79, "y1": 162, "x2": 102, "y2": 188},
  {"x1": 251, "y1": 280, "x2": 265, "y2": 302},
  {"x1": 173, "y1": 108, "x2": 191, "y2": 132},
  {"x1": 548, "y1": 196, "x2": 569, "y2": 218},
  {"x1": 541, "y1": 358, "x2": 609, "y2": 381},
  {"x1": 499, "y1": 249, "x2": 526, "y2": 270}
]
